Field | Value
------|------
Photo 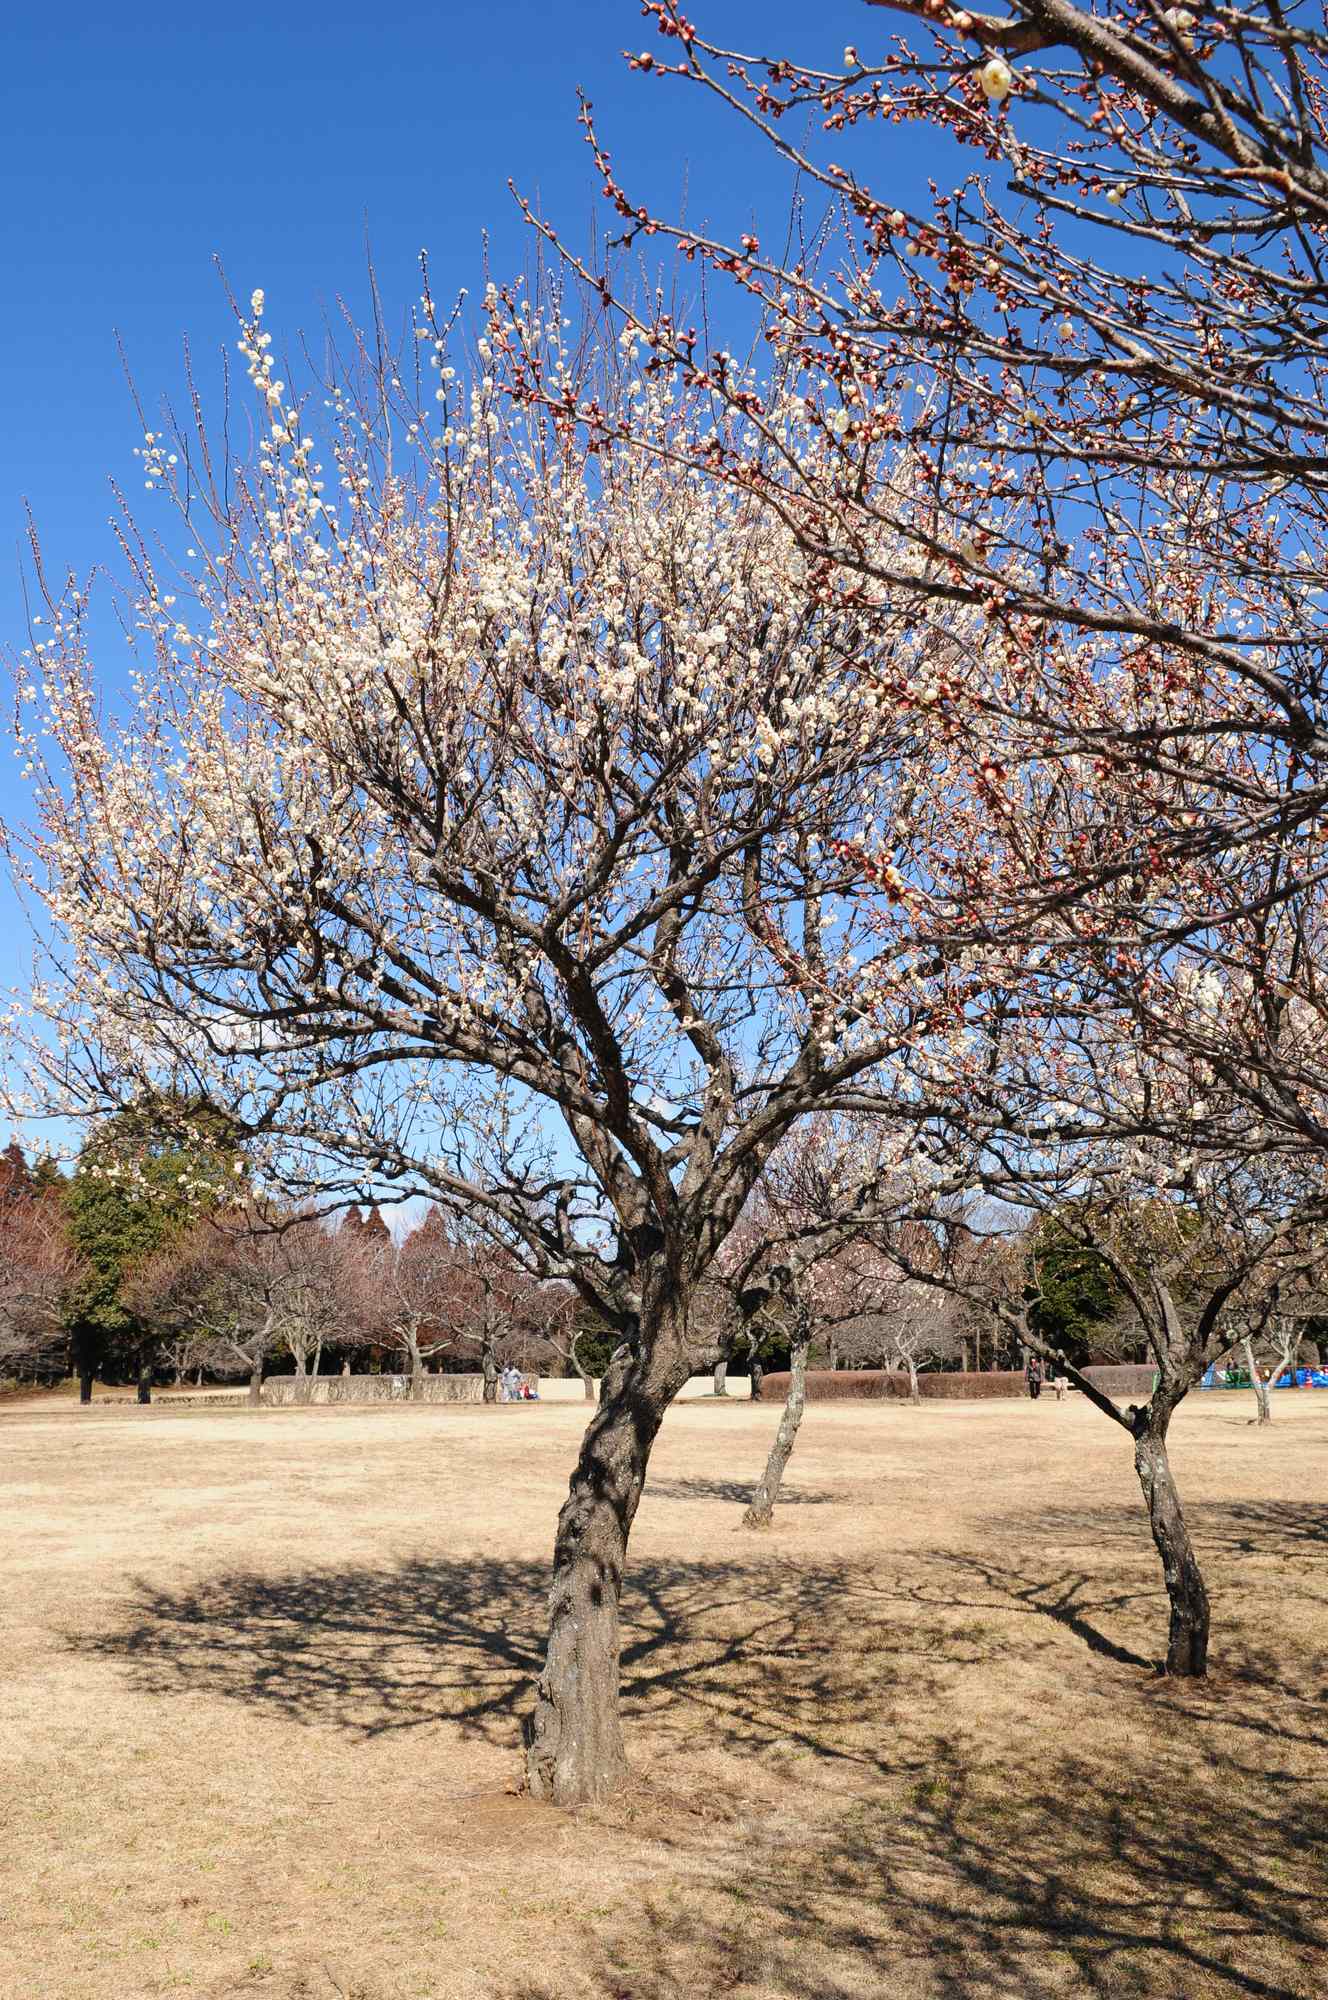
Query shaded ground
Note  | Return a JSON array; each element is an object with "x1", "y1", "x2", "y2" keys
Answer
[{"x1": 1, "y1": 1392, "x2": 1325, "y2": 1998}]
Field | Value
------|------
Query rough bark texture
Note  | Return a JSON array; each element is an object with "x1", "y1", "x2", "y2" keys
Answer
[
  {"x1": 136, "y1": 1357, "x2": 153, "y2": 1406},
  {"x1": 743, "y1": 1338, "x2": 809, "y2": 1528},
  {"x1": 247, "y1": 1363, "x2": 263, "y2": 1408},
  {"x1": 525, "y1": 1305, "x2": 692, "y2": 1806},
  {"x1": 1134, "y1": 1420, "x2": 1210, "y2": 1676},
  {"x1": 713, "y1": 1356, "x2": 728, "y2": 1396},
  {"x1": 482, "y1": 1346, "x2": 499, "y2": 1404}
]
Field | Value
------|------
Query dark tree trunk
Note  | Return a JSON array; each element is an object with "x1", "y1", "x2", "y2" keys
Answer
[
  {"x1": 1134, "y1": 1417, "x2": 1209, "y2": 1676},
  {"x1": 136, "y1": 1357, "x2": 153, "y2": 1405},
  {"x1": 247, "y1": 1362, "x2": 263, "y2": 1407},
  {"x1": 526, "y1": 1306, "x2": 692, "y2": 1806},
  {"x1": 744, "y1": 1337, "x2": 809, "y2": 1528},
  {"x1": 78, "y1": 1365, "x2": 94, "y2": 1405}
]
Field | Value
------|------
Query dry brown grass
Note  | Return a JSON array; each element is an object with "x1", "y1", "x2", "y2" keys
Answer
[{"x1": 1, "y1": 1389, "x2": 1325, "y2": 2000}]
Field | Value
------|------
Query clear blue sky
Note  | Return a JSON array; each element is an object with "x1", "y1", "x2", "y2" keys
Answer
[{"x1": 0, "y1": 0, "x2": 921, "y2": 1149}]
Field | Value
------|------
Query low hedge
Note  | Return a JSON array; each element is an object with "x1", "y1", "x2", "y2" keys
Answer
[
  {"x1": 759, "y1": 1368, "x2": 1028, "y2": 1401},
  {"x1": 1079, "y1": 1364, "x2": 1156, "y2": 1398}
]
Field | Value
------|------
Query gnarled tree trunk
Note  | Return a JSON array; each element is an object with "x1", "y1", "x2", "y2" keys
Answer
[
  {"x1": 526, "y1": 1304, "x2": 692, "y2": 1806},
  {"x1": 1134, "y1": 1416, "x2": 1209, "y2": 1676},
  {"x1": 247, "y1": 1361, "x2": 264, "y2": 1407},
  {"x1": 482, "y1": 1340, "x2": 499, "y2": 1403},
  {"x1": 743, "y1": 1336, "x2": 809, "y2": 1528}
]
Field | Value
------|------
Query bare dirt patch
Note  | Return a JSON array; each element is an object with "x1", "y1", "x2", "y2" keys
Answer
[{"x1": 2, "y1": 1392, "x2": 1325, "y2": 1998}]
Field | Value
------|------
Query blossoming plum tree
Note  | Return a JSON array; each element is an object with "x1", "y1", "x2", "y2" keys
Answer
[{"x1": 10, "y1": 290, "x2": 978, "y2": 1803}]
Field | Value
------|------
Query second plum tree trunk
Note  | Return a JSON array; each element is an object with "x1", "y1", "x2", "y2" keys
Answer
[
  {"x1": 743, "y1": 1337, "x2": 809, "y2": 1528},
  {"x1": 1134, "y1": 1416, "x2": 1209, "y2": 1676}
]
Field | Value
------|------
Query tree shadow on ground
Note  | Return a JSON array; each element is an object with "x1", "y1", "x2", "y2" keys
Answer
[
  {"x1": 995, "y1": 1497, "x2": 1328, "y2": 1559},
  {"x1": 643, "y1": 1475, "x2": 837, "y2": 1507},
  {"x1": 75, "y1": 1554, "x2": 949, "y2": 1759},
  {"x1": 506, "y1": 1724, "x2": 1328, "y2": 1999},
  {"x1": 77, "y1": 1526, "x2": 1328, "y2": 1998}
]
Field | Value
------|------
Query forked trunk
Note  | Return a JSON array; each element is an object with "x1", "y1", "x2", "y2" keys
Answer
[
  {"x1": 1134, "y1": 1419, "x2": 1209, "y2": 1676},
  {"x1": 743, "y1": 1337, "x2": 809, "y2": 1529},
  {"x1": 526, "y1": 1303, "x2": 692, "y2": 1806},
  {"x1": 1242, "y1": 1339, "x2": 1271, "y2": 1425}
]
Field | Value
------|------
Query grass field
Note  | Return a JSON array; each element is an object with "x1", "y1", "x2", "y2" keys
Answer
[{"x1": 1, "y1": 1389, "x2": 1325, "y2": 2000}]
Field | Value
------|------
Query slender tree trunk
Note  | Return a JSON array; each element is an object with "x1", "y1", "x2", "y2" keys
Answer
[
  {"x1": 749, "y1": 1352, "x2": 764, "y2": 1401},
  {"x1": 247, "y1": 1361, "x2": 263, "y2": 1407},
  {"x1": 342, "y1": 1357, "x2": 351, "y2": 1376},
  {"x1": 136, "y1": 1355, "x2": 153, "y2": 1405},
  {"x1": 526, "y1": 1304, "x2": 692, "y2": 1806},
  {"x1": 906, "y1": 1357, "x2": 920, "y2": 1405},
  {"x1": 1134, "y1": 1416, "x2": 1209, "y2": 1676},
  {"x1": 482, "y1": 1342, "x2": 499, "y2": 1403},
  {"x1": 743, "y1": 1337, "x2": 810, "y2": 1529},
  {"x1": 827, "y1": 1332, "x2": 839, "y2": 1373},
  {"x1": 78, "y1": 1365, "x2": 94, "y2": 1405},
  {"x1": 713, "y1": 1355, "x2": 728, "y2": 1396},
  {"x1": 311, "y1": 1339, "x2": 322, "y2": 1381},
  {"x1": 195, "y1": 1365, "x2": 204, "y2": 1387},
  {"x1": 293, "y1": 1353, "x2": 310, "y2": 1405},
  {"x1": 1242, "y1": 1339, "x2": 1271, "y2": 1425}
]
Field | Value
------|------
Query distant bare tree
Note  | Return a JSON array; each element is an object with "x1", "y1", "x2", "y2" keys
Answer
[
  {"x1": 130, "y1": 1205, "x2": 371, "y2": 1405},
  {"x1": 0, "y1": 1196, "x2": 79, "y2": 1378}
]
